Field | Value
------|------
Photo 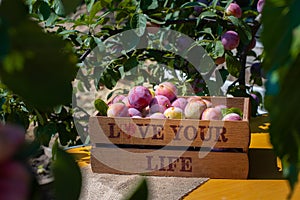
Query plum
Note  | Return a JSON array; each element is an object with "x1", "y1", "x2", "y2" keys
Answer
[
  {"x1": 155, "y1": 82, "x2": 177, "y2": 102},
  {"x1": 111, "y1": 94, "x2": 126, "y2": 104},
  {"x1": 149, "y1": 112, "x2": 166, "y2": 119},
  {"x1": 122, "y1": 96, "x2": 131, "y2": 107},
  {"x1": 187, "y1": 96, "x2": 203, "y2": 102},
  {"x1": 202, "y1": 99, "x2": 212, "y2": 108},
  {"x1": 128, "y1": 86, "x2": 153, "y2": 110},
  {"x1": 132, "y1": 115, "x2": 142, "y2": 118},
  {"x1": 171, "y1": 97, "x2": 188, "y2": 110},
  {"x1": 248, "y1": 38, "x2": 256, "y2": 50},
  {"x1": 250, "y1": 93, "x2": 260, "y2": 105},
  {"x1": 128, "y1": 107, "x2": 142, "y2": 117},
  {"x1": 164, "y1": 107, "x2": 184, "y2": 119},
  {"x1": 184, "y1": 99, "x2": 207, "y2": 119},
  {"x1": 221, "y1": 31, "x2": 240, "y2": 50},
  {"x1": 225, "y1": 3, "x2": 242, "y2": 18},
  {"x1": 250, "y1": 62, "x2": 262, "y2": 77},
  {"x1": 194, "y1": 0, "x2": 208, "y2": 15},
  {"x1": 141, "y1": 106, "x2": 150, "y2": 117},
  {"x1": 222, "y1": 113, "x2": 242, "y2": 121},
  {"x1": 257, "y1": 0, "x2": 265, "y2": 13},
  {"x1": 214, "y1": 104, "x2": 228, "y2": 111},
  {"x1": 215, "y1": 56, "x2": 225, "y2": 65},
  {"x1": 107, "y1": 103, "x2": 130, "y2": 117},
  {"x1": 201, "y1": 107, "x2": 223, "y2": 120},
  {"x1": 149, "y1": 95, "x2": 171, "y2": 113}
]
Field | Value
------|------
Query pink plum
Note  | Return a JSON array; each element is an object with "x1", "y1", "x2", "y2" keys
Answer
[
  {"x1": 226, "y1": 3, "x2": 242, "y2": 18},
  {"x1": 257, "y1": 0, "x2": 265, "y2": 13},
  {"x1": 202, "y1": 99, "x2": 212, "y2": 108},
  {"x1": 171, "y1": 97, "x2": 188, "y2": 111},
  {"x1": 155, "y1": 82, "x2": 177, "y2": 102},
  {"x1": 111, "y1": 94, "x2": 126, "y2": 104},
  {"x1": 122, "y1": 96, "x2": 131, "y2": 107},
  {"x1": 128, "y1": 86, "x2": 153, "y2": 110},
  {"x1": 107, "y1": 103, "x2": 130, "y2": 117},
  {"x1": 128, "y1": 108, "x2": 142, "y2": 117},
  {"x1": 184, "y1": 99, "x2": 207, "y2": 119},
  {"x1": 149, "y1": 113, "x2": 166, "y2": 119},
  {"x1": 222, "y1": 113, "x2": 242, "y2": 121},
  {"x1": 221, "y1": 31, "x2": 240, "y2": 50},
  {"x1": 187, "y1": 96, "x2": 203, "y2": 102},
  {"x1": 149, "y1": 95, "x2": 171, "y2": 113},
  {"x1": 214, "y1": 104, "x2": 228, "y2": 111},
  {"x1": 201, "y1": 107, "x2": 223, "y2": 120}
]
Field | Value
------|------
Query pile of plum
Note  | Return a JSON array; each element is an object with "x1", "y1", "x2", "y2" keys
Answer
[{"x1": 106, "y1": 82, "x2": 242, "y2": 121}]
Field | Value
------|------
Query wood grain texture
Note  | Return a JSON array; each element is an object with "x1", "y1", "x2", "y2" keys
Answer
[
  {"x1": 89, "y1": 117, "x2": 250, "y2": 150},
  {"x1": 183, "y1": 179, "x2": 300, "y2": 200},
  {"x1": 91, "y1": 147, "x2": 249, "y2": 179},
  {"x1": 89, "y1": 97, "x2": 250, "y2": 179}
]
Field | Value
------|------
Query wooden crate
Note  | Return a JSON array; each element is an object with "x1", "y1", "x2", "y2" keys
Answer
[{"x1": 89, "y1": 96, "x2": 250, "y2": 179}]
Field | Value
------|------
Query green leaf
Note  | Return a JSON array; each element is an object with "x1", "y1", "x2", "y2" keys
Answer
[
  {"x1": 38, "y1": 1, "x2": 51, "y2": 20},
  {"x1": 89, "y1": 1, "x2": 102, "y2": 23},
  {"x1": 199, "y1": 11, "x2": 218, "y2": 19},
  {"x1": 0, "y1": 6, "x2": 78, "y2": 109},
  {"x1": 130, "y1": 13, "x2": 147, "y2": 37},
  {"x1": 124, "y1": 177, "x2": 148, "y2": 200},
  {"x1": 218, "y1": 67, "x2": 229, "y2": 83},
  {"x1": 52, "y1": 147, "x2": 82, "y2": 200},
  {"x1": 140, "y1": 0, "x2": 158, "y2": 11},
  {"x1": 85, "y1": 0, "x2": 95, "y2": 12},
  {"x1": 34, "y1": 123, "x2": 57, "y2": 146},
  {"x1": 227, "y1": 16, "x2": 252, "y2": 45},
  {"x1": 54, "y1": 0, "x2": 82, "y2": 16},
  {"x1": 221, "y1": 107, "x2": 243, "y2": 117},
  {"x1": 291, "y1": 25, "x2": 300, "y2": 59},
  {"x1": 212, "y1": 41, "x2": 224, "y2": 58},
  {"x1": 225, "y1": 54, "x2": 241, "y2": 78},
  {"x1": 53, "y1": 0, "x2": 65, "y2": 16},
  {"x1": 124, "y1": 56, "x2": 139, "y2": 72},
  {"x1": 180, "y1": 2, "x2": 207, "y2": 9},
  {"x1": 94, "y1": 98, "x2": 108, "y2": 116}
]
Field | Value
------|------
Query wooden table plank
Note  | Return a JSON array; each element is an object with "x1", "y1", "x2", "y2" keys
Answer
[
  {"x1": 249, "y1": 133, "x2": 273, "y2": 149},
  {"x1": 184, "y1": 179, "x2": 300, "y2": 200}
]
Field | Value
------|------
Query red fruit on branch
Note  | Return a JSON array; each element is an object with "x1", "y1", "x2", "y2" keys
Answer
[
  {"x1": 226, "y1": 3, "x2": 242, "y2": 18},
  {"x1": 221, "y1": 31, "x2": 240, "y2": 50}
]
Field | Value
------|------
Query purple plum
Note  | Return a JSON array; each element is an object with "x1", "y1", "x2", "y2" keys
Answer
[
  {"x1": 128, "y1": 108, "x2": 142, "y2": 117},
  {"x1": 128, "y1": 86, "x2": 153, "y2": 110},
  {"x1": 221, "y1": 31, "x2": 240, "y2": 50},
  {"x1": 257, "y1": 0, "x2": 265, "y2": 13},
  {"x1": 226, "y1": 3, "x2": 242, "y2": 18},
  {"x1": 171, "y1": 97, "x2": 188, "y2": 111},
  {"x1": 149, "y1": 95, "x2": 171, "y2": 113}
]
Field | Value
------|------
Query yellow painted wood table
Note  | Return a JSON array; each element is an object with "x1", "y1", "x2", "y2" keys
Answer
[{"x1": 184, "y1": 133, "x2": 300, "y2": 200}]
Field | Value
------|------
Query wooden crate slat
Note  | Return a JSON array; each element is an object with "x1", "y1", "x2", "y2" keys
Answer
[
  {"x1": 91, "y1": 147, "x2": 249, "y2": 179},
  {"x1": 89, "y1": 117, "x2": 250, "y2": 150}
]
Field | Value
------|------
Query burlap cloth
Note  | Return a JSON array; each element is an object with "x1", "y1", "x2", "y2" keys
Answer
[{"x1": 79, "y1": 165, "x2": 208, "y2": 200}]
